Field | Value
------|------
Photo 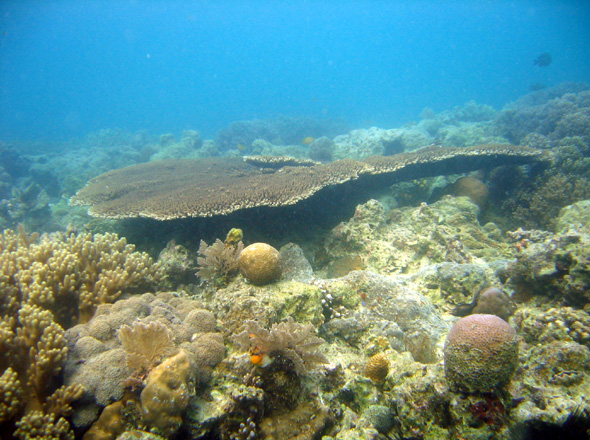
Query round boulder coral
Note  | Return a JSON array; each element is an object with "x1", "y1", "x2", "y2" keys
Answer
[
  {"x1": 449, "y1": 176, "x2": 489, "y2": 210},
  {"x1": 472, "y1": 287, "x2": 515, "y2": 321},
  {"x1": 238, "y1": 243, "x2": 282, "y2": 285},
  {"x1": 444, "y1": 314, "x2": 519, "y2": 393}
]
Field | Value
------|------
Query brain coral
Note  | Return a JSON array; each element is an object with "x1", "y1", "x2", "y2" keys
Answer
[
  {"x1": 238, "y1": 243, "x2": 282, "y2": 285},
  {"x1": 444, "y1": 314, "x2": 519, "y2": 393}
]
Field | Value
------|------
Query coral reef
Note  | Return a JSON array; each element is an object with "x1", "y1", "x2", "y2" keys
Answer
[
  {"x1": 216, "y1": 115, "x2": 346, "y2": 153},
  {"x1": 150, "y1": 130, "x2": 204, "y2": 160},
  {"x1": 505, "y1": 203, "x2": 590, "y2": 307},
  {"x1": 322, "y1": 196, "x2": 511, "y2": 279},
  {"x1": 6, "y1": 82, "x2": 590, "y2": 440},
  {"x1": 71, "y1": 144, "x2": 546, "y2": 220},
  {"x1": 308, "y1": 136, "x2": 335, "y2": 162},
  {"x1": 233, "y1": 318, "x2": 328, "y2": 376},
  {"x1": 514, "y1": 306, "x2": 590, "y2": 348},
  {"x1": 140, "y1": 349, "x2": 195, "y2": 436},
  {"x1": 0, "y1": 228, "x2": 162, "y2": 328},
  {"x1": 494, "y1": 83, "x2": 590, "y2": 146},
  {"x1": 63, "y1": 292, "x2": 224, "y2": 430},
  {"x1": 0, "y1": 227, "x2": 164, "y2": 439},
  {"x1": 0, "y1": 143, "x2": 60, "y2": 231},
  {"x1": 444, "y1": 314, "x2": 519, "y2": 393},
  {"x1": 238, "y1": 243, "x2": 282, "y2": 285},
  {"x1": 196, "y1": 230, "x2": 244, "y2": 288}
]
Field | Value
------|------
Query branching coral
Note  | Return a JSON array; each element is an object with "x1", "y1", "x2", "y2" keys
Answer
[
  {"x1": 196, "y1": 229, "x2": 244, "y2": 288},
  {"x1": 1, "y1": 227, "x2": 162, "y2": 327},
  {"x1": 0, "y1": 226, "x2": 161, "y2": 438},
  {"x1": 0, "y1": 299, "x2": 83, "y2": 439},
  {"x1": 233, "y1": 317, "x2": 328, "y2": 375}
]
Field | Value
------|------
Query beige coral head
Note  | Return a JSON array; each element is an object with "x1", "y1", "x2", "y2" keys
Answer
[
  {"x1": 238, "y1": 243, "x2": 282, "y2": 285},
  {"x1": 140, "y1": 349, "x2": 195, "y2": 436}
]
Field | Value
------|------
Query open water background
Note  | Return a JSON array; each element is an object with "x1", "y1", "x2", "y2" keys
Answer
[{"x1": 1, "y1": 0, "x2": 589, "y2": 143}]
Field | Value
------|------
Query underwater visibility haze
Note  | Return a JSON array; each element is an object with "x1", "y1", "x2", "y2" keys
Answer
[
  {"x1": 1, "y1": 0, "x2": 590, "y2": 141},
  {"x1": 2, "y1": 1, "x2": 590, "y2": 440}
]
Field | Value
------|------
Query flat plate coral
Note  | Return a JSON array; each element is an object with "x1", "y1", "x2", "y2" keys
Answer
[{"x1": 71, "y1": 144, "x2": 547, "y2": 220}]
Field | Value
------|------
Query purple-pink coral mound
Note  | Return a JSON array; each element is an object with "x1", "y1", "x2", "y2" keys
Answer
[{"x1": 444, "y1": 314, "x2": 519, "y2": 393}]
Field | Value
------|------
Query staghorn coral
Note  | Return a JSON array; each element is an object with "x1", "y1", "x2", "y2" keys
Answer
[
  {"x1": 233, "y1": 317, "x2": 328, "y2": 376},
  {"x1": 70, "y1": 144, "x2": 546, "y2": 220}
]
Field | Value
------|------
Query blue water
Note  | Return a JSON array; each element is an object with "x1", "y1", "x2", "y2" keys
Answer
[{"x1": 1, "y1": 0, "x2": 589, "y2": 142}]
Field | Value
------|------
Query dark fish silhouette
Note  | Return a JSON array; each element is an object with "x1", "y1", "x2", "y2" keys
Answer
[{"x1": 534, "y1": 52, "x2": 552, "y2": 67}]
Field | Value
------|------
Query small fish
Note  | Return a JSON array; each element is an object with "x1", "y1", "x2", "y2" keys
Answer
[
  {"x1": 237, "y1": 143, "x2": 246, "y2": 151},
  {"x1": 534, "y1": 52, "x2": 552, "y2": 67},
  {"x1": 302, "y1": 136, "x2": 315, "y2": 145}
]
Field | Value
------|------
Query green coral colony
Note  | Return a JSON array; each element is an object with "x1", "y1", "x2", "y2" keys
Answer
[{"x1": 2, "y1": 84, "x2": 590, "y2": 440}]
